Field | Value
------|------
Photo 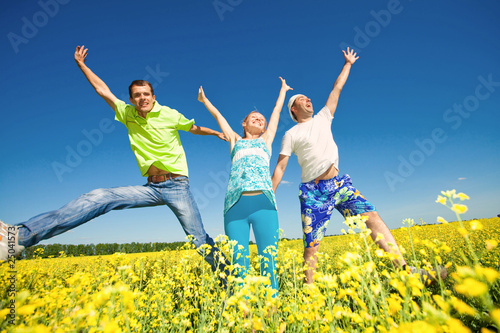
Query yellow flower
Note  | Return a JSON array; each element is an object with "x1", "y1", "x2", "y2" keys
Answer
[
  {"x1": 450, "y1": 297, "x2": 476, "y2": 316},
  {"x1": 103, "y1": 321, "x2": 122, "y2": 333},
  {"x1": 5, "y1": 205, "x2": 500, "y2": 333},
  {"x1": 491, "y1": 309, "x2": 500, "y2": 326},
  {"x1": 457, "y1": 192, "x2": 470, "y2": 200},
  {"x1": 252, "y1": 317, "x2": 264, "y2": 331},
  {"x1": 455, "y1": 278, "x2": 488, "y2": 297},
  {"x1": 486, "y1": 239, "x2": 498, "y2": 251},
  {"x1": 481, "y1": 328, "x2": 496, "y2": 333},
  {"x1": 469, "y1": 220, "x2": 483, "y2": 230},
  {"x1": 437, "y1": 216, "x2": 448, "y2": 224},
  {"x1": 317, "y1": 274, "x2": 338, "y2": 289},
  {"x1": 238, "y1": 301, "x2": 250, "y2": 315},
  {"x1": 451, "y1": 204, "x2": 468, "y2": 214},
  {"x1": 446, "y1": 318, "x2": 471, "y2": 333},
  {"x1": 441, "y1": 189, "x2": 457, "y2": 198},
  {"x1": 432, "y1": 295, "x2": 450, "y2": 312},
  {"x1": 457, "y1": 227, "x2": 469, "y2": 237},
  {"x1": 475, "y1": 266, "x2": 500, "y2": 283},
  {"x1": 33, "y1": 325, "x2": 52, "y2": 333},
  {"x1": 386, "y1": 295, "x2": 402, "y2": 315},
  {"x1": 370, "y1": 283, "x2": 381, "y2": 296},
  {"x1": 403, "y1": 218, "x2": 415, "y2": 226},
  {"x1": 17, "y1": 304, "x2": 37, "y2": 316},
  {"x1": 364, "y1": 261, "x2": 376, "y2": 273},
  {"x1": 344, "y1": 214, "x2": 368, "y2": 229},
  {"x1": 390, "y1": 279, "x2": 406, "y2": 297},
  {"x1": 0, "y1": 308, "x2": 10, "y2": 320},
  {"x1": 436, "y1": 195, "x2": 447, "y2": 205},
  {"x1": 323, "y1": 309, "x2": 333, "y2": 322},
  {"x1": 398, "y1": 321, "x2": 437, "y2": 333}
]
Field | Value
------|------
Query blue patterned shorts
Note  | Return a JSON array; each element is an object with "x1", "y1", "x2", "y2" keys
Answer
[{"x1": 299, "y1": 174, "x2": 376, "y2": 248}]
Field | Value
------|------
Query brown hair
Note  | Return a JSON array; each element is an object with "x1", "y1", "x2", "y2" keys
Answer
[{"x1": 128, "y1": 80, "x2": 154, "y2": 98}]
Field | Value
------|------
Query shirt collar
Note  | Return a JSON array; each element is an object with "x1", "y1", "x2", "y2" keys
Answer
[
  {"x1": 149, "y1": 101, "x2": 162, "y2": 113},
  {"x1": 133, "y1": 101, "x2": 162, "y2": 118}
]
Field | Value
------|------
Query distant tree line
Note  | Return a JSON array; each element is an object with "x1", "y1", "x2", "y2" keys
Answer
[
  {"x1": 22, "y1": 241, "x2": 187, "y2": 259},
  {"x1": 21, "y1": 237, "x2": 301, "y2": 260}
]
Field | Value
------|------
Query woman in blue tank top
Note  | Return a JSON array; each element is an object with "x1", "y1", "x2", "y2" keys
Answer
[{"x1": 198, "y1": 77, "x2": 292, "y2": 297}]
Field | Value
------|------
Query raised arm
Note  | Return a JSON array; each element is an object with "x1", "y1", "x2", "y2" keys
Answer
[
  {"x1": 272, "y1": 154, "x2": 290, "y2": 192},
  {"x1": 325, "y1": 47, "x2": 359, "y2": 116},
  {"x1": 74, "y1": 45, "x2": 117, "y2": 111},
  {"x1": 197, "y1": 86, "x2": 239, "y2": 147},
  {"x1": 262, "y1": 77, "x2": 293, "y2": 147}
]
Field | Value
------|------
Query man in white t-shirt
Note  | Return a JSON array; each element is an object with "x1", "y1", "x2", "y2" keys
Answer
[{"x1": 272, "y1": 48, "x2": 446, "y2": 285}]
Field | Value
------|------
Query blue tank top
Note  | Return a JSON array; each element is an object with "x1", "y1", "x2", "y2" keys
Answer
[{"x1": 224, "y1": 138, "x2": 277, "y2": 215}]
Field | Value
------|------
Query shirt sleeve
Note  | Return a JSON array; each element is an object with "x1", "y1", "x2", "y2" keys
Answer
[
  {"x1": 317, "y1": 105, "x2": 334, "y2": 122},
  {"x1": 114, "y1": 99, "x2": 128, "y2": 125},
  {"x1": 279, "y1": 131, "x2": 293, "y2": 156},
  {"x1": 175, "y1": 110, "x2": 195, "y2": 132}
]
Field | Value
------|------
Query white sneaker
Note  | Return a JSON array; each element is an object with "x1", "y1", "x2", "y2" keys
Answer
[{"x1": 0, "y1": 220, "x2": 25, "y2": 263}]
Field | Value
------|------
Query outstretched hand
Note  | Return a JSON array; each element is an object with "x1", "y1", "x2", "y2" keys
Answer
[
  {"x1": 216, "y1": 132, "x2": 228, "y2": 142},
  {"x1": 342, "y1": 47, "x2": 359, "y2": 65},
  {"x1": 74, "y1": 45, "x2": 88, "y2": 65},
  {"x1": 279, "y1": 76, "x2": 293, "y2": 92},
  {"x1": 197, "y1": 86, "x2": 207, "y2": 103}
]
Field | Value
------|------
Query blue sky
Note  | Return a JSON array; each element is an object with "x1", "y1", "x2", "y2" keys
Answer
[{"x1": 1, "y1": 0, "x2": 499, "y2": 246}]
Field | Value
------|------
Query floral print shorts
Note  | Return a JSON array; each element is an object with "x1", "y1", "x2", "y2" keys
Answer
[{"x1": 299, "y1": 174, "x2": 376, "y2": 248}]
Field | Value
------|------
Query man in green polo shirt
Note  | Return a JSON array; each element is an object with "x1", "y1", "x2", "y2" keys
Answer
[{"x1": 0, "y1": 45, "x2": 229, "y2": 282}]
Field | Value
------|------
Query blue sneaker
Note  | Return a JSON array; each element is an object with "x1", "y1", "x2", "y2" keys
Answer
[{"x1": 0, "y1": 220, "x2": 25, "y2": 263}]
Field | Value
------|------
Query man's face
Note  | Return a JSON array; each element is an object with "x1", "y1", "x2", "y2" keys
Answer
[
  {"x1": 292, "y1": 95, "x2": 313, "y2": 120},
  {"x1": 129, "y1": 85, "x2": 156, "y2": 113}
]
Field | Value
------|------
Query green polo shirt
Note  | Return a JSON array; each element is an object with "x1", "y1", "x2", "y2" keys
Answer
[{"x1": 114, "y1": 99, "x2": 194, "y2": 177}]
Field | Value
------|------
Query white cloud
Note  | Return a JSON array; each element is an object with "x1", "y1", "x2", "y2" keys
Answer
[{"x1": 458, "y1": 177, "x2": 467, "y2": 181}]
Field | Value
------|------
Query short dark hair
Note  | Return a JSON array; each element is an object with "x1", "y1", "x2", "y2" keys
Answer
[
  {"x1": 129, "y1": 80, "x2": 154, "y2": 98},
  {"x1": 290, "y1": 103, "x2": 298, "y2": 121}
]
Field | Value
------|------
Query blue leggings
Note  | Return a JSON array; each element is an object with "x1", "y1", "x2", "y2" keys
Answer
[{"x1": 224, "y1": 193, "x2": 279, "y2": 295}]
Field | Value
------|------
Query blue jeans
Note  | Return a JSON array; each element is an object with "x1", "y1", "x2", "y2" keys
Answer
[{"x1": 17, "y1": 176, "x2": 228, "y2": 276}]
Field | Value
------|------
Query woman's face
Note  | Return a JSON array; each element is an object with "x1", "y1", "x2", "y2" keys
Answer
[{"x1": 243, "y1": 112, "x2": 267, "y2": 134}]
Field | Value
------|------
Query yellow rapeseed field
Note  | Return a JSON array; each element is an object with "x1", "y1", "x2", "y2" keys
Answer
[{"x1": 1, "y1": 190, "x2": 499, "y2": 332}]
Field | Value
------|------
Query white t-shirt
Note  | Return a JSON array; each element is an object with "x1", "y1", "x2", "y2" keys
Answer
[{"x1": 280, "y1": 106, "x2": 339, "y2": 183}]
